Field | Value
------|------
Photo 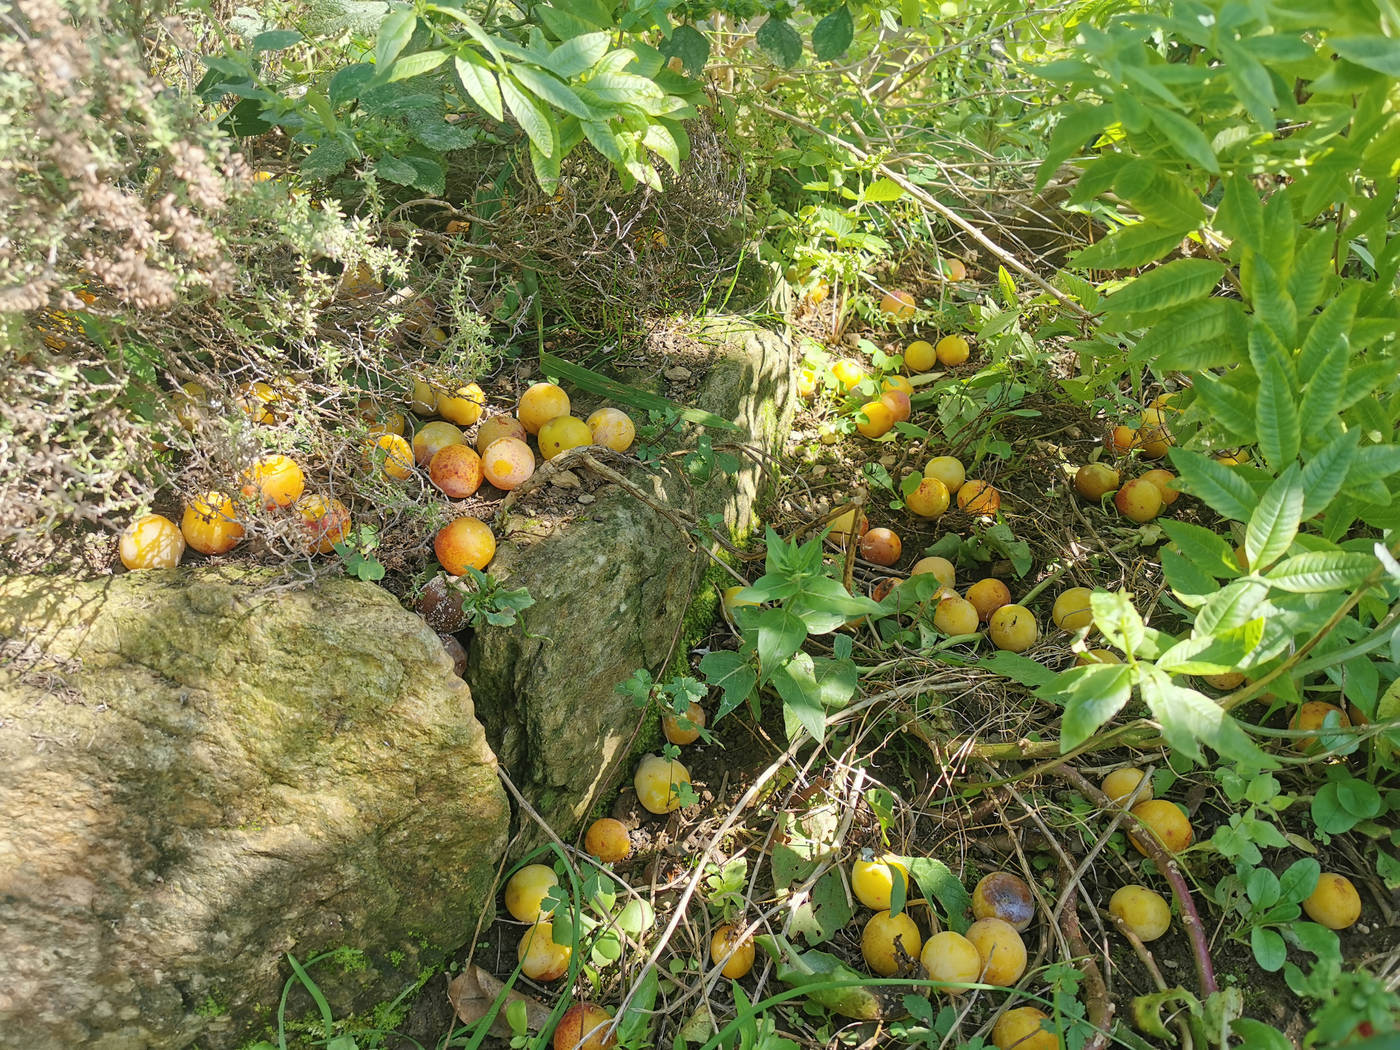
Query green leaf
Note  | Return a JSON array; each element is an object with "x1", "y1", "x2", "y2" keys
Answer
[
  {"x1": 1036, "y1": 104, "x2": 1109, "y2": 189},
  {"x1": 329, "y1": 63, "x2": 375, "y2": 106},
  {"x1": 386, "y1": 49, "x2": 449, "y2": 81},
  {"x1": 1300, "y1": 430, "x2": 1360, "y2": 520},
  {"x1": 501, "y1": 75, "x2": 554, "y2": 156},
  {"x1": 978, "y1": 651, "x2": 1060, "y2": 689},
  {"x1": 905, "y1": 858, "x2": 972, "y2": 933},
  {"x1": 1220, "y1": 39, "x2": 1277, "y2": 128},
  {"x1": 772, "y1": 654, "x2": 827, "y2": 743},
  {"x1": 510, "y1": 65, "x2": 596, "y2": 119},
  {"x1": 1074, "y1": 223, "x2": 1186, "y2": 270},
  {"x1": 1246, "y1": 466, "x2": 1304, "y2": 570},
  {"x1": 374, "y1": 154, "x2": 418, "y2": 185},
  {"x1": 1193, "y1": 371, "x2": 1260, "y2": 442},
  {"x1": 1160, "y1": 545, "x2": 1220, "y2": 603},
  {"x1": 1056, "y1": 664, "x2": 1133, "y2": 750},
  {"x1": 1249, "y1": 253, "x2": 1298, "y2": 346},
  {"x1": 1141, "y1": 670, "x2": 1265, "y2": 767},
  {"x1": 812, "y1": 6, "x2": 854, "y2": 61},
  {"x1": 1332, "y1": 36, "x2": 1400, "y2": 76},
  {"x1": 861, "y1": 177, "x2": 905, "y2": 203},
  {"x1": 375, "y1": 8, "x2": 417, "y2": 70},
  {"x1": 1113, "y1": 159, "x2": 1205, "y2": 232},
  {"x1": 1156, "y1": 628, "x2": 1261, "y2": 675},
  {"x1": 1266, "y1": 551, "x2": 1377, "y2": 592},
  {"x1": 700, "y1": 649, "x2": 757, "y2": 720},
  {"x1": 1090, "y1": 591, "x2": 1145, "y2": 654},
  {"x1": 539, "y1": 353, "x2": 736, "y2": 432},
  {"x1": 659, "y1": 25, "x2": 709, "y2": 76},
  {"x1": 1103, "y1": 259, "x2": 1225, "y2": 320},
  {"x1": 1127, "y1": 298, "x2": 1246, "y2": 369},
  {"x1": 1289, "y1": 229, "x2": 1334, "y2": 314},
  {"x1": 1170, "y1": 449, "x2": 1258, "y2": 523},
  {"x1": 1251, "y1": 926, "x2": 1287, "y2": 972},
  {"x1": 1297, "y1": 342, "x2": 1348, "y2": 448},
  {"x1": 789, "y1": 869, "x2": 855, "y2": 946},
  {"x1": 529, "y1": 135, "x2": 560, "y2": 194},
  {"x1": 1299, "y1": 283, "x2": 1359, "y2": 377},
  {"x1": 252, "y1": 29, "x2": 303, "y2": 52},
  {"x1": 642, "y1": 122, "x2": 680, "y2": 172},
  {"x1": 754, "y1": 608, "x2": 807, "y2": 675},
  {"x1": 755, "y1": 17, "x2": 803, "y2": 68},
  {"x1": 1159, "y1": 521, "x2": 1239, "y2": 579},
  {"x1": 1215, "y1": 174, "x2": 1265, "y2": 251},
  {"x1": 454, "y1": 52, "x2": 503, "y2": 120},
  {"x1": 1146, "y1": 103, "x2": 1220, "y2": 173},
  {"x1": 541, "y1": 31, "x2": 611, "y2": 78},
  {"x1": 1194, "y1": 579, "x2": 1269, "y2": 634}
]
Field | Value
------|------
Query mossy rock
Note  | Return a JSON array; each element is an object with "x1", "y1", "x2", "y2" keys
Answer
[
  {"x1": 0, "y1": 567, "x2": 509, "y2": 1050},
  {"x1": 465, "y1": 316, "x2": 793, "y2": 842}
]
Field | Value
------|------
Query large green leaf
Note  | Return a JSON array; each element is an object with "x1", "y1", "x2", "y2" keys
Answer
[
  {"x1": 1036, "y1": 104, "x2": 1110, "y2": 188},
  {"x1": 700, "y1": 649, "x2": 757, "y2": 720},
  {"x1": 1298, "y1": 283, "x2": 1359, "y2": 376},
  {"x1": 1215, "y1": 173, "x2": 1265, "y2": 251},
  {"x1": 1248, "y1": 253, "x2": 1298, "y2": 346},
  {"x1": 541, "y1": 32, "x2": 611, "y2": 78},
  {"x1": 1140, "y1": 670, "x2": 1267, "y2": 767},
  {"x1": 1170, "y1": 449, "x2": 1258, "y2": 522},
  {"x1": 1159, "y1": 520, "x2": 1240, "y2": 578},
  {"x1": 659, "y1": 25, "x2": 709, "y2": 76},
  {"x1": 1156, "y1": 626, "x2": 1263, "y2": 676},
  {"x1": 1113, "y1": 159, "x2": 1205, "y2": 232},
  {"x1": 453, "y1": 52, "x2": 503, "y2": 120},
  {"x1": 755, "y1": 17, "x2": 803, "y2": 68},
  {"x1": 812, "y1": 5, "x2": 854, "y2": 61},
  {"x1": 1090, "y1": 591, "x2": 1145, "y2": 654},
  {"x1": 1245, "y1": 466, "x2": 1304, "y2": 570},
  {"x1": 1297, "y1": 341, "x2": 1348, "y2": 449},
  {"x1": 1267, "y1": 551, "x2": 1377, "y2": 592},
  {"x1": 500, "y1": 74, "x2": 554, "y2": 156},
  {"x1": 1332, "y1": 35, "x2": 1400, "y2": 76},
  {"x1": 1074, "y1": 223, "x2": 1186, "y2": 270},
  {"x1": 375, "y1": 8, "x2": 417, "y2": 70},
  {"x1": 1195, "y1": 579, "x2": 1269, "y2": 635},
  {"x1": 511, "y1": 64, "x2": 596, "y2": 119},
  {"x1": 1299, "y1": 429, "x2": 1360, "y2": 519},
  {"x1": 1104, "y1": 259, "x2": 1225, "y2": 320},
  {"x1": 1053, "y1": 664, "x2": 1133, "y2": 751},
  {"x1": 1193, "y1": 371, "x2": 1259, "y2": 443},
  {"x1": 1128, "y1": 298, "x2": 1246, "y2": 369},
  {"x1": 1146, "y1": 103, "x2": 1220, "y2": 172},
  {"x1": 773, "y1": 653, "x2": 828, "y2": 743},
  {"x1": 1250, "y1": 327, "x2": 1301, "y2": 471},
  {"x1": 753, "y1": 608, "x2": 807, "y2": 676},
  {"x1": 1160, "y1": 545, "x2": 1221, "y2": 605}
]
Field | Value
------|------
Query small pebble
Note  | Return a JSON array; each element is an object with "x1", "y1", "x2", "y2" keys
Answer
[
  {"x1": 664, "y1": 366, "x2": 692, "y2": 381},
  {"x1": 550, "y1": 470, "x2": 582, "y2": 490},
  {"x1": 577, "y1": 494, "x2": 595, "y2": 505}
]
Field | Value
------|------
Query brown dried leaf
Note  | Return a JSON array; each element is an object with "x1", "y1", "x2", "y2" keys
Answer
[{"x1": 447, "y1": 964, "x2": 553, "y2": 1037}]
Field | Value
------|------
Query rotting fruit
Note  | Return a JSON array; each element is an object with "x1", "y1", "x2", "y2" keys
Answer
[
  {"x1": 934, "y1": 595, "x2": 980, "y2": 636},
  {"x1": 586, "y1": 407, "x2": 635, "y2": 452},
  {"x1": 710, "y1": 924, "x2": 756, "y2": 978},
  {"x1": 880, "y1": 289, "x2": 917, "y2": 321},
  {"x1": 871, "y1": 577, "x2": 901, "y2": 603},
  {"x1": 297, "y1": 495, "x2": 350, "y2": 555},
  {"x1": 1101, "y1": 767, "x2": 1151, "y2": 807},
  {"x1": 1109, "y1": 885, "x2": 1171, "y2": 941},
  {"x1": 634, "y1": 753, "x2": 691, "y2": 814},
  {"x1": 850, "y1": 854, "x2": 910, "y2": 911},
  {"x1": 413, "y1": 420, "x2": 466, "y2": 467},
  {"x1": 861, "y1": 528, "x2": 902, "y2": 566},
  {"x1": 879, "y1": 389, "x2": 911, "y2": 424},
  {"x1": 1115, "y1": 478, "x2": 1163, "y2": 523},
  {"x1": 965, "y1": 578, "x2": 1011, "y2": 621},
  {"x1": 989, "y1": 604, "x2": 1038, "y2": 652},
  {"x1": 182, "y1": 491, "x2": 244, "y2": 555},
  {"x1": 861, "y1": 909, "x2": 923, "y2": 977},
  {"x1": 965, "y1": 917, "x2": 1026, "y2": 986},
  {"x1": 435, "y1": 516, "x2": 495, "y2": 575},
  {"x1": 505, "y1": 863, "x2": 559, "y2": 922},
  {"x1": 993, "y1": 1007, "x2": 1057, "y2": 1050},
  {"x1": 920, "y1": 930, "x2": 981, "y2": 994},
  {"x1": 482, "y1": 437, "x2": 536, "y2": 490},
  {"x1": 584, "y1": 818, "x2": 631, "y2": 863},
  {"x1": 119, "y1": 513, "x2": 185, "y2": 570},
  {"x1": 662, "y1": 701, "x2": 706, "y2": 746},
  {"x1": 1051, "y1": 587, "x2": 1095, "y2": 632},
  {"x1": 971, "y1": 872, "x2": 1035, "y2": 931},
  {"x1": 1291, "y1": 700, "x2": 1351, "y2": 752},
  {"x1": 538, "y1": 415, "x2": 594, "y2": 460},
  {"x1": 517, "y1": 382, "x2": 571, "y2": 434},
  {"x1": 477, "y1": 413, "x2": 528, "y2": 452},
  {"x1": 518, "y1": 919, "x2": 571, "y2": 981},
  {"x1": 1302, "y1": 872, "x2": 1361, "y2": 930},
  {"x1": 924, "y1": 456, "x2": 965, "y2": 493},
  {"x1": 429, "y1": 444, "x2": 484, "y2": 499},
  {"x1": 1129, "y1": 799, "x2": 1194, "y2": 855},
  {"x1": 1074, "y1": 462, "x2": 1119, "y2": 502},
  {"x1": 957, "y1": 480, "x2": 1000, "y2": 514},
  {"x1": 905, "y1": 474, "x2": 951, "y2": 517},
  {"x1": 553, "y1": 1002, "x2": 616, "y2": 1050}
]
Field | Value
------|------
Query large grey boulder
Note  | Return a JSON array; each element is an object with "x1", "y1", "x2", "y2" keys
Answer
[
  {"x1": 465, "y1": 317, "x2": 792, "y2": 836},
  {"x1": 0, "y1": 568, "x2": 510, "y2": 1050}
]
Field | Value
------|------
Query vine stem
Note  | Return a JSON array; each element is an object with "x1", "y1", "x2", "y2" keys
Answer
[{"x1": 1053, "y1": 766, "x2": 1219, "y2": 998}]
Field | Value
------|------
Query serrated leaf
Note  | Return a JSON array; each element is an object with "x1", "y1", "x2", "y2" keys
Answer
[
  {"x1": 1194, "y1": 579, "x2": 1269, "y2": 634},
  {"x1": 1170, "y1": 449, "x2": 1258, "y2": 522},
  {"x1": 1299, "y1": 283, "x2": 1360, "y2": 377},
  {"x1": 329, "y1": 63, "x2": 375, "y2": 106},
  {"x1": 1075, "y1": 223, "x2": 1185, "y2": 270},
  {"x1": 1297, "y1": 342, "x2": 1348, "y2": 447},
  {"x1": 1147, "y1": 103, "x2": 1220, "y2": 172},
  {"x1": 1249, "y1": 322, "x2": 1300, "y2": 472},
  {"x1": 1266, "y1": 551, "x2": 1377, "y2": 592},
  {"x1": 1246, "y1": 465, "x2": 1304, "y2": 569},
  {"x1": 1128, "y1": 298, "x2": 1246, "y2": 369},
  {"x1": 1091, "y1": 591, "x2": 1145, "y2": 654},
  {"x1": 1215, "y1": 174, "x2": 1265, "y2": 251},
  {"x1": 454, "y1": 52, "x2": 503, "y2": 120},
  {"x1": 1104, "y1": 259, "x2": 1225, "y2": 320},
  {"x1": 1289, "y1": 228, "x2": 1334, "y2": 314},
  {"x1": 789, "y1": 869, "x2": 854, "y2": 946},
  {"x1": 1113, "y1": 159, "x2": 1205, "y2": 233},
  {"x1": 1054, "y1": 664, "x2": 1133, "y2": 750},
  {"x1": 1161, "y1": 545, "x2": 1220, "y2": 604},
  {"x1": 1249, "y1": 253, "x2": 1298, "y2": 346},
  {"x1": 861, "y1": 177, "x2": 905, "y2": 203},
  {"x1": 755, "y1": 17, "x2": 803, "y2": 68},
  {"x1": 541, "y1": 31, "x2": 611, "y2": 78},
  {"x1": 812, "y1": 5, "x2": 854, "y2": 61},
  {"x1": 501, "y1": 75, "x2": 554, "y2": 156},
  {"x1": 1159, "y1": 520, "x2": 1239, "y2": 579},
  {"x1": 1156, "y1": 627, "x2": 1261, "y2": 675},
  {"x1": 1194, "y1": 371, "x2": 1260, "y2": 443}
]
